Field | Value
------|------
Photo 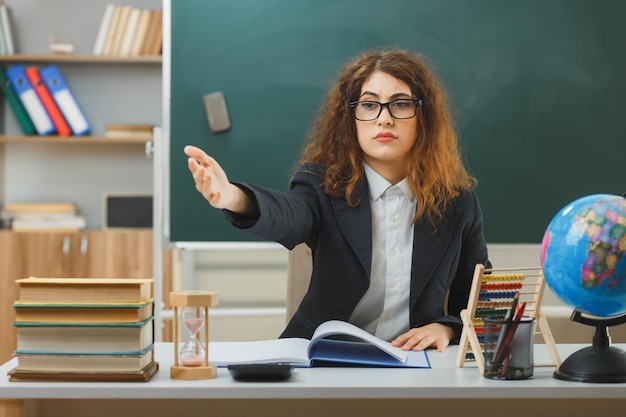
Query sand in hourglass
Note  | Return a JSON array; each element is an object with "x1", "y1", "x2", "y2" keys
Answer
[{"x1": 181, "y1": 316, "x2": 205, "y2": 366}]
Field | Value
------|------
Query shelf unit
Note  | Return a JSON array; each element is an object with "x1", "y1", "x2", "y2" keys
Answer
[{"x1": 0, "y1": 5, "x2": 166, "y2": 417}]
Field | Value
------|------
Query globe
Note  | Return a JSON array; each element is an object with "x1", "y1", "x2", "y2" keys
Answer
[{"x1": 541, "y1": 194, "x2": 626, "y2": 318}]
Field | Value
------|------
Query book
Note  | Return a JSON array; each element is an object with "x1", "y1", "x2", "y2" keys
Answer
[
  {"x1": 14, "y1": 347, "x2": 154, "y2": 373},
  {"x1": 7, "y1": 360, "x2": 158, "y2": 382},
  {"x1": 2, "y1": 201, "x2": 77, "y2": 214},
  {"x1": 139, "y1": 9, "x2": 159, "y2": 55},
  {"x1": 119, "y1": 8, "x2": 140, "y2": 57},
  {"x1": 208, "y1": 320, "x2": 431, "y2": 368},
  {"x1": 25, "y1": 66, "x2": 71, "y2": 137},
  {"x1": 102, "y1": 5, "x2": 123, "y2": 56},
  {"x1": 129, "y1": 9, "x2": 151, "y2": 56},
  {"x1": 0, "y1": 67, "x2": 36, "y2": 134},
  {"x1": 15, "y1": 277, "x2": 154, "y2": 304},
  {"x1": 0, "y1": 11, "x2": 7, "y2": 55},
  {"x1": 10, "y1": 214, "x2": 86, "y2": 231},
  {"x1": 13, "y1": 300, "x2": 154, "y2": 323},
  {"x1": 105, "y1": 123, "x2": 153, "y2": 140},
  {"x1": 39, "y1": 64, "x2": 91, "y2": 136},
  {"x1": 141, "y1": 9, "x2": 162, "y2": 55},
  {"x1": 146, "y1": 9, "x2": 163, "y2": 55},
  {"x1": 5, "y1": 64, "x2": 55, "y2": 135},
  {"x1": 93, "y1": 4, "x2": 115, "y2": 56},
  {"x1": 109, "y1": 5, "x2": 132, "y2": 56},
  {"x1": 0, "y1": 5, "x2": 15, "y2": 55},
  {"x1": 14, "y1": 317, "x2": 154, "y2": 355}
]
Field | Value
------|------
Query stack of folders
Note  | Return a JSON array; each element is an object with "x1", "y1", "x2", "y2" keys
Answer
[
  {"x1": 93, "y1": 4, "x2": 163, "y2": 57},
  {"x1": 8, "y1": 277, "x2": 158, "y2": 382},
  {"x1": 0, "y1": 201, "x2": 86, "y2": 231},
  {"x1": 0, "y1": 63, "x2": 91, "y2": 136}
]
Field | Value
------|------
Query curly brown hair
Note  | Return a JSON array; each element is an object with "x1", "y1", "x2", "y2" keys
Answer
[{"x1": 297, "y1": 48, "x2": 476, "y2": 227}]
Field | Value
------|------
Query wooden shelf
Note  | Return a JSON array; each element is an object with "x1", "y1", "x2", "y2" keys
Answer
[
  {"x1": 0, "y1": 135, "x2": 150, "y2": 145},
  {"x1": 0, "y1": 54, "x2": 161, "y2": 64}
]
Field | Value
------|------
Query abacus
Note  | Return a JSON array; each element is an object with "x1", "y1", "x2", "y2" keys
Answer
[{"x1": 456, "y1": 264, "x2": 561, "y2": 374}]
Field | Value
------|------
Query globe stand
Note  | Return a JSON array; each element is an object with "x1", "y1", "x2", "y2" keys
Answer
[{"x1": 554, "y1": 310, "x2": 626, "y2": 383}]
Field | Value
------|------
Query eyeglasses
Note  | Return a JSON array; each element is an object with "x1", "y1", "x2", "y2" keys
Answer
[{"x1": 349, "y1": 99, "x2": 423, "y2": 121}]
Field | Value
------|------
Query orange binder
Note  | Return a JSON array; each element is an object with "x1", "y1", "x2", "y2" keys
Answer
[{"x1": 25, "y1": 66, "x2": 71, "y2": 137}]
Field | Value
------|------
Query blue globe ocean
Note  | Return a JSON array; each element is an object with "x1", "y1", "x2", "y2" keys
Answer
[{"x1": 541, "y1": 194, "x2": 626, "y2": 318}]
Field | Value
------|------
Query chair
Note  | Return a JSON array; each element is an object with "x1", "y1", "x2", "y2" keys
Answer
[{"x1": 286, "y1": 243, "x2": 312, "y2": 321}]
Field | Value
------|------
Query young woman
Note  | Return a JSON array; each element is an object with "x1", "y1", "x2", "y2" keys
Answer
[{"x1": 184, "y1": 49, "x2": 490, "y2": 352}]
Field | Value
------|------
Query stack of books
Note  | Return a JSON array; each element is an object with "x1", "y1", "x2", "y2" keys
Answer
[
  {"x1": 8, "y1": 277, "x2": 158, "y2": 382},
  {"x1": 105, "y1": 123, "x2": 154, "y2": 140},
  {"x1": 0, "y1": 63, "x2": 91, "y2": 137},
  {"x1": 93, "y1": 4, "x2": 163, "y2": 57},
  {"x1": 0, "y1": 202, "x2": 86, "y2": 232}
]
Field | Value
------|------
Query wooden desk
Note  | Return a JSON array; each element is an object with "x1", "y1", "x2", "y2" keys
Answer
[{"x1": 1, "y1": 343, "x2": 625, "y2": 417}]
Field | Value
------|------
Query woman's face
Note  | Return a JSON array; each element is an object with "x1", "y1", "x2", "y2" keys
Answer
[{"x1": 355, "y1": 71, "x2": 418, "y2": 182}]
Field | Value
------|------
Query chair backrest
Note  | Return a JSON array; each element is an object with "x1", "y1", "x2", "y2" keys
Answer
[{"x1": 286, "y1": 243, "x2": 312, "y2": 321}]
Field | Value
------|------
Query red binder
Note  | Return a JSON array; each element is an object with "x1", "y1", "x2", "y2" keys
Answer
[{"x1": 25, "y1": 66, "x2": 71, "y2": 136}]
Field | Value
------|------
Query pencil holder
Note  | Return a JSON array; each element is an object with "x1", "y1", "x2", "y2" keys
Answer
[{"x1": 483, "y1": 316, "x2": 535, "y2": 380}]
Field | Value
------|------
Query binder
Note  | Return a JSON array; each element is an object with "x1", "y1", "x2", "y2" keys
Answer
[
  {"x1": 0, "y1": 67, "x2": 36, "y2": 135},
  {"x1": 5, "y1": 64, "x2": 55, "y2": 135},
  {"x1": 25, "y1": 66, "x2": 71, "y2": 137},
  {"x1": 39, "y1": 64, "x2": 91, "y2": 136}
]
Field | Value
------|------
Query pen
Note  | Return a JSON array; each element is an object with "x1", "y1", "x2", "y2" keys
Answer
[
  {"x1": 498, "y1": 301, "x2": 527, "y2": 376},
  {"x1": 487, "y1": 293, "x2": 518, "y2": 372}
]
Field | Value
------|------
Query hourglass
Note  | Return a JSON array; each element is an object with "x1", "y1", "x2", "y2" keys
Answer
[
  {"x1": 169, "y1": 290, "x2": 218, "y2": 380},
  {"x1": 179, "y1": 306, "x2": 206, "y2": 366}
]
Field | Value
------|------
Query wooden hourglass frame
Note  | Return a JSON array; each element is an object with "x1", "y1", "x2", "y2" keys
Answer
[{"x1": 170, "y1": 290, "x2": 218, "y2": 380}]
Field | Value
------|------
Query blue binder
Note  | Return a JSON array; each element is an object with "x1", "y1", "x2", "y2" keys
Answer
[
  {"x1": 5, "y1": 64, "x2": 55, "y2": 135},
  {"x1": 40, "y1": 64, "x2": 91, "y2": 136}
]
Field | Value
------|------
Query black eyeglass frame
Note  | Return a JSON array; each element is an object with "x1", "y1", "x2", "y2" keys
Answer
[{"x1": 349, "y1": 99, "x2": 424, "y2": 121}]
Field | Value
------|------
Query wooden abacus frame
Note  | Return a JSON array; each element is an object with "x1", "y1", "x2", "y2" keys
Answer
[{"x1": 456, "y1": 264, "x2": 561, "y2": 374}]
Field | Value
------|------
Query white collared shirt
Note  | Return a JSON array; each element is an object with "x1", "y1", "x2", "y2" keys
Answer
[{"x1": 349, "y1": 163, "x2": 416, "y2": 341}]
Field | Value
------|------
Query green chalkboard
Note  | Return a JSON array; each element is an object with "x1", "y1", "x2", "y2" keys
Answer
[{"x1": 169, "y1": 0, "x2": 625, "y2": 243}]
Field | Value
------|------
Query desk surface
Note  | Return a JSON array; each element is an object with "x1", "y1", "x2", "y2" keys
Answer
[{"x1": 1, "y1": 343, "x2": 626, "y2": 400}]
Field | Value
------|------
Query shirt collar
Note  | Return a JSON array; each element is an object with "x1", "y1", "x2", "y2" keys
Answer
[{"x1": 363, "y1": 163, "x2": 414, "y2": 202}]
